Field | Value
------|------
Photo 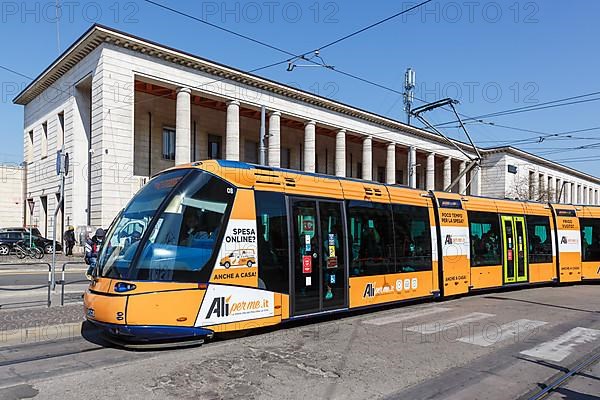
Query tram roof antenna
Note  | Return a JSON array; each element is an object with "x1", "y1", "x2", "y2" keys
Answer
[{"x1": 410, "y1": 98, "x2": 482, "y2": 193}]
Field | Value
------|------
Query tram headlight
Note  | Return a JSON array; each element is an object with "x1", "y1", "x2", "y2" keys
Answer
[{"x1": 114, "y1": 282, "x2": 137, "y2": 293}]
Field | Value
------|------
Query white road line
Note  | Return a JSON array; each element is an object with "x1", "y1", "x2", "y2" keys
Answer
[
  {"x1": 520, "y1": 327, "x2": 600, "y2": 362},
  {"x1": 362, "y1": 307, "x2": 451, "y2": 326},
  {"x1": 405, "y1": 312, "x2": 495, "y2": 334},
  {"x1": 457, "y1": 319, "x2": 547, "y2": 347}
]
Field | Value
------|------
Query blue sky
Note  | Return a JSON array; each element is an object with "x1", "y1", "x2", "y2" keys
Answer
[{"x1": 1, "y1": 1, "x2": 599, "y2": 175}]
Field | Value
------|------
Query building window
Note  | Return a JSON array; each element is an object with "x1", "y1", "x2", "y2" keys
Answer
[
  {"x1": 377, "y1": 167, "x2": 385, "y2": 183},
  {"x1": 348, "y1": 201, "x2": 394, "y2": 277},
  {"x1": 57, "y1": 112, "x2": 65, "y2": 149},
  {"x1": 162, "y1": 127, "x2": 176, "y2": 160},
  {"x1": 244, "y1": 140, "x2": 258, "y2": 164},
  {"x1": 41, "y1": 122, "x2": 48, "y2": 159},
  {"x1": 281, "y1": 147, "x2": 291, "y2": 169},
  {"x1": 526, "y1": 215, "x2": 553, "y2": 263},
  {"x1": 40, "y1": 196, "x2": 48, "y2": 237},
  {"x1": 393, "y1": 204, "x2": 432, "y2": 272},
  {"x1": 357, "y1": 162, "x2": 362, "y2": 179},
  {"x1": 468, "y1": 211, "x2": 501, "y2": 267},
  {"x1": 255, "y1": 191, "x2": 289, "y2": 293},
  {"x1": 396, "y1": 169, "x2": 404, "y2": 185},
  {"x1": 27, "y1": 130, "x2": 34, "y2": 163},
  {"x1": 349, "y1": 153, "x2": 353, "y2": 177},
  {"x1": 581, "y1": 218, "x2": 600, "y2": 262},
  {"x1": 208, "y1": 135, "x2": 222, "y2": 160},
  {"x1": 528, "y1": 171, "x2": 535, "y2": 199}
]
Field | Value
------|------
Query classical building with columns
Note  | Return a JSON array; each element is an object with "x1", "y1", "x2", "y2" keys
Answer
[
  {"x1": 13, "y1": 25, "x2": 600, "y2": 237},
  {"x1": 480, "y1": 146, "x2": 600, "y2": 204}
]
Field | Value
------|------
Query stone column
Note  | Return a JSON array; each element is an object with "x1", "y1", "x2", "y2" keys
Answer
[
  {"x1": 565, "y1": 182, "x2": 571, "y2": 203},
  {"x1": 385, "y1": 143, "x2": 396, "y2": 184},
  {"x1": 471, "y1": 166, "x2": 481, "y2": 196},
  {"x1": 539, "y1": 173, "x2": 546, "y2": 200},
  {"x1": 225, "y1": 100, "x2": 240, "y2": 161},
  {"x1": 175, "y1": 87, "x2": 191, "y2": 165},
  {"x1": 426, "y1": 152, "x2": 436, "y2": 191},
  {"x1": 458, "y1": 160, "x2": 467, "y2": 194},
  {"x1": 335, "y1": 129, "x2": 346, "y2": 177},
  {"x1": 548, "y1": 177, "x2": 555, "y2": 202},
  {"x1": 304, "y1": 121, "x2": 316, "y2": 172},
  {"x1": 556, "y1": 178, "x2": 562, "y2": 202},
  {"x1": 443, "y1": 157, "x2": 452, "y2": 191},
  {"x1": 362, "y1": 136, "x2": 372, "y2": 181},
  {"x1": 530, "y1": 172, "x2": 538, "y2": 200},
  {"x1": 408, "y1": 146, "x2": 417, "y2": 188},
  {"x1": 267, "y1": 111, "x2": 281, "y2": 167}
]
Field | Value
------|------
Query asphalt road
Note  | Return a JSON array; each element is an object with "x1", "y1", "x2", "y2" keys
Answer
[
  {"x1": 0, "y1": 271, "x2": 85, "y2": 287},
  {"x1": 0, "y1": 285, "x2": 598, "y2": 400}
]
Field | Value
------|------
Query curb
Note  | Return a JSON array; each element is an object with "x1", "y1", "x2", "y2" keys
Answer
[{"x1": 0, "y1": 322, "x2": 83, "y2": 348}]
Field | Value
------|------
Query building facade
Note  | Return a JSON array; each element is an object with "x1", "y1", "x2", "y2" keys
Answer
[
  {"x1": 0, "y1": 164, "x2": 25, "y2": 228},
  {"x1": 480, "y1": 147, "x2": 600, "y2": 204},
  {"x1": 13, "y1": 25, "x2": 600, "y2": 237}
]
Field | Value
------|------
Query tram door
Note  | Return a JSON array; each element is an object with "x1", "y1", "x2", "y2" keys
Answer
[
  {"x1": 501, "y1": 216, "x2": 528, "y2": 283},
  {"x1": 290, "y1": 198, "x2": 347, "y2": 316}
]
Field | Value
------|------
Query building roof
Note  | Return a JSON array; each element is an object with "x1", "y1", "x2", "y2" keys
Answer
[
  {"x1": 13, "y1": 24, "x2": 476, "y2": 154},
  {"x1": 482, "y1": 146, "x2": 600, "y2": 184},
  {"x1": 13, "y1": 25, "x2": 599, "y2": 184}
]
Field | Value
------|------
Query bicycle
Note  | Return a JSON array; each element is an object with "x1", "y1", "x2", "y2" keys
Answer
[{"x1": 14, "y1": 241, "x2": 44, "y2": 259}]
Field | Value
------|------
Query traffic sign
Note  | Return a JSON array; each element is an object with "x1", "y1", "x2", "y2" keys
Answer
[
  {"x1": 56, "y1": 150, "x2": 62, "y2": 175},
  {"x1": 64, "y1": 152, "x2": 69, "y2": 176},
  {"x1": 27, "y1": 199, "x2": 35, "y2": 215}
]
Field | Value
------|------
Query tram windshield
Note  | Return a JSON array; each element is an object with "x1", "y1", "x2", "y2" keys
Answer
[{"x1": 98, "y1": 169, "x2": 235, "y2": 282}]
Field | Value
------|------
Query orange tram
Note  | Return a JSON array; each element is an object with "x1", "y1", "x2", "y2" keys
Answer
[{"x1": 84, "y1": 160, "x2": 600, "y2": 344}]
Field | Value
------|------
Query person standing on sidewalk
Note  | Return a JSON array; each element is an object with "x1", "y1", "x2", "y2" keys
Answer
[
  {"x1": 63, "y1": 226, "x2": 76, "y2": 256},
  {"x1": 85, "y1": 228, "x2": 105, "y2": 278}
]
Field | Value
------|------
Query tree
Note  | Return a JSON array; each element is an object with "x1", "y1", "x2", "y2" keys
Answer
[{"x1": 507, "y1": 176, "x2": 557, "y2": 202}]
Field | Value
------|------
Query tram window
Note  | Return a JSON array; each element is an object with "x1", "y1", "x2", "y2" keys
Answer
[
  {"x1": 392, "y1": 204, "x2": 432, "y2": 272},
  {"x1": 580, "y1": 218, "x2": 600, "y2": 262},
  {"x1": 526, "y1": 215, "x2": 553, "y2": 263},
  {"x1": 468, "y1": 212, "x2": 501, "y2": 267},
  {"x1": 133, "y1": 171, "x2": 235, "y2": 282},
  {"x1": 255, "y1": 191, "x2": 289, "y2": 293},
  {"x1": 347, "y1": 201, "x2": 394, "y2": 277},
  {"x1": 98, "y1": 169, "x2": 190, "y2": 279}
]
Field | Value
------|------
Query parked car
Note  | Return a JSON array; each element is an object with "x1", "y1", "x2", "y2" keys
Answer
[
  {"x1": 0, "y1": 231, "x2": 62, "y2": 255},
  {"x1": 0, "y1": 227, "x2": 42, "y2": 236}
]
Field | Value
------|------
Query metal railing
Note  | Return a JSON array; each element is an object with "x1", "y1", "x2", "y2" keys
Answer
[
  {"x1": 59, "y1": 262, "x2": 89, "y2": 306},
  {"x1": 0, "y1": 262, "x2": 52, "y2": 308}
]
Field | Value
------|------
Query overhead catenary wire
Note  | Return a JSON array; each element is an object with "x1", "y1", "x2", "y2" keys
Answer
[
  {"x1": 435, "y1": 91, "x2": 600, "y2": 127},
  {"x1": 5, "y1": 1, "x2": 435, "y2": 123},
  {"x1": 6, "y1": 1, "x2": 600, "y2": 171}
]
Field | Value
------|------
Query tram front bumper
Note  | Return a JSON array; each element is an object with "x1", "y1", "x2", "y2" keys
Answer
[{"x1": 88, "y1": 319, "x2": 214, "y2": 343}]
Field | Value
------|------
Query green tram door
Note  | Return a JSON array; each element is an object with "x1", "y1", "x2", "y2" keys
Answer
[{"x1": 501, "y1": 216, "x2": 528, "y2": 283}]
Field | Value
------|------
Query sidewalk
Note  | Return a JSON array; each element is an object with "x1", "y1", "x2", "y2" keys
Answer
[
  {"x1": 0, "y1": 284, "x2": 88, "y2": 310},
  {"x1": 0, "y1": 303, "x2": 84, "y2": 347}
]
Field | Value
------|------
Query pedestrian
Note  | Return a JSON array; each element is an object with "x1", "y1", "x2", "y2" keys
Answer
[
  {"x1": 64, "y1": 226, "x2": 76, "y2": 256},
  {"x1": 85, "y1": 228, "x2": 105, "y2": 278}
]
